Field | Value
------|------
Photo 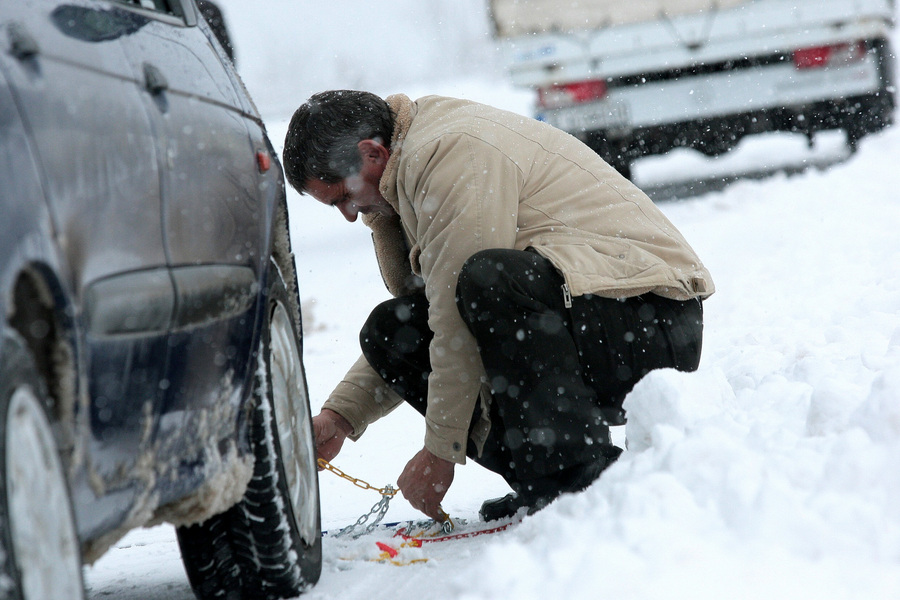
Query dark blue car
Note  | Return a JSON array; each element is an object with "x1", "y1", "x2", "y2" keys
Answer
[{"x1": 0, "y1": 0, "x2": 321, "y2": 598}]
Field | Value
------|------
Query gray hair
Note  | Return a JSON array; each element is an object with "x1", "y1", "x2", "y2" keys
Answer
[{"x1": 283, "y1": 90, "x2": 395, "y2": 194}]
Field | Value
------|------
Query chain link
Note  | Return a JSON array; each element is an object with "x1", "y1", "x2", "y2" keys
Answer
[
  {"x1": 318, "y1": 458, "x2": 398, "y2": 496},
  {"x1": 335, "y1": 485, "x2": 395, "y2": 538},
  {"x1": 318, "y1": 457, "x2": 454, "y2": 537},
  {"x1": 319, "y1": 458, "x2": 397, "y2": 538}
]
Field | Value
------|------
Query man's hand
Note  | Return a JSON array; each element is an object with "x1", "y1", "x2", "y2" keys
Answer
[
  {"x1": 312, "y1": 408, "x2": 353, "y2": 468},
  {"x1": 397, "y1": 447, "x2": 455, "y2": 521}
]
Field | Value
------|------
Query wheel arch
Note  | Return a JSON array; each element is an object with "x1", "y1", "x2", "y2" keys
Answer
[
  {"x1": 5, "y1": 263, "x2": 82, "y2": 474},
  {"x1": 270, "y1": 196, "x2": 303, "y2": 336},
  {"x1": 265, "y1": 196, "x2": 311, "y2": 423}
]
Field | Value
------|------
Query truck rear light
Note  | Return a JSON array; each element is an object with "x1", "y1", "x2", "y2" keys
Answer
[
  {"x1": 793, "y1": 42, "x2": 867, "y2": 69},
  {"x1": 537, "y1": 80, "x2": 608, "y2": 109}
]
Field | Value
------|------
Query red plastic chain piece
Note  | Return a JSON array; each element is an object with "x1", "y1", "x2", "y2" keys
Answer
[
  {"x1": 396, "y1": 521, "x2": 515, "y2": 544},
  {"x1": 375, "y1": 542, "x2": 399, "y2": 558}
]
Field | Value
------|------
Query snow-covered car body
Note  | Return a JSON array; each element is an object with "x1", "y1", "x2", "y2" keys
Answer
[
  {"x1": 0, "y1": 0, "x2": 321, "y2": 597},
  {"x1": 490, "y1": 0, "x2": 896, "y2": 178}
]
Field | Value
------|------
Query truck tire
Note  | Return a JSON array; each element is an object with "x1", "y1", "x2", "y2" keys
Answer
[
  {"x1": 585, "y1": 132, "x2": 633, "y2": 180},
  {"x1": 846, "y1": 92, "x2": 895, "y2": 153},
  {"x1": 610, "y1": 156, "x2": 633, "y2": 181},
  {"x1": 0, "y1": 334, "x2": 85, "y2": 600},
  {"x1": 178, "y1": 260, "x2": 322, "y2": 599}
]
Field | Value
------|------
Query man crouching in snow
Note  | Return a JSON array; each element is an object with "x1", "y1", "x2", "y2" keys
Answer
[{"x1": 282, "y1": 91, "x2": 715, "y2": 522}]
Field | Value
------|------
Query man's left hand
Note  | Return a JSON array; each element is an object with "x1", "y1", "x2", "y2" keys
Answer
[{"x1": 397, "y1": 447, "x2": 455, "y2": 521}]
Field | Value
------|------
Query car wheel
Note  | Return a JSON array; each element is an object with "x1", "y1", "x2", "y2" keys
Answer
[
  {"x1": 178, "y1": 260, "x2": 322, "y2": 599},
  {"x1": 0, "y1": 335, "x2": 85, "y2": 600}
]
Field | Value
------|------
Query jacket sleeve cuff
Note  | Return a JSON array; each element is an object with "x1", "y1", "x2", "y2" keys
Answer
[
  {"x1": 424, "y1": 420, "x2": 468, "y2": 464},
  {"x1": 322, "y1": 383, "x2": 374, "y2": 440}
]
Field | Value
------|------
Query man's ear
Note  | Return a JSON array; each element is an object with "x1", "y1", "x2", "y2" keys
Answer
[{"x1": 358, "y1": 139, "x2": 389, "y2": 167}]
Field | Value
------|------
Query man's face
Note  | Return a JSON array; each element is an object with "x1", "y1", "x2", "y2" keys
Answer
[
  {"x1": 305, "y1": 140, "x2": 395, "y2": 223},
  {"x1": 305, "y1": 175, "x2": 395, "y2": 223}
]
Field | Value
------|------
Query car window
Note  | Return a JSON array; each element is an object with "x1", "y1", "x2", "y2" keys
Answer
[{"x1": 108, "y1": 0, "x2": 185, "y2": 19}]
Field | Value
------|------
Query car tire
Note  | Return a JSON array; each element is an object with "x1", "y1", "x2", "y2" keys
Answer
[
  {"x1": 0, "y1": 334, "x2": 85, "y2": 600},
  {"x1": 177, "y1": 260, "x2": 322, "y2": 599}
]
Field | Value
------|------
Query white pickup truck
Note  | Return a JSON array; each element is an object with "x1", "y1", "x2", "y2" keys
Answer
[{"x1": 489, "y1": 0, "x2": 896, "y2": 179}]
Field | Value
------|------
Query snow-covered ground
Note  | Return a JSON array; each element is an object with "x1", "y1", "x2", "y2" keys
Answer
[{"x1": 85, "y1": 2, "x2": 900, "y2": 599}]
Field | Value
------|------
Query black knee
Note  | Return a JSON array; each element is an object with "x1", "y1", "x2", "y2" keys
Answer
[
  {"x1": 457, "y1": 248, "x2": 565, "y2": 328},
  {"x1": 360, "y1": 294, "x2": 429, "y2": 361},
  {"x1": 456, "y1": 249, "x2": 508, "y2": 324}
]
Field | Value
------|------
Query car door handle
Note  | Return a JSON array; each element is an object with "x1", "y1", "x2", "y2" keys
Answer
[
  {"x1": 143, "y1": 62, "x2": 168, "y2": 95},
  {"x1": 8, "y1": 22, "x2": 39, "y2": 60}
]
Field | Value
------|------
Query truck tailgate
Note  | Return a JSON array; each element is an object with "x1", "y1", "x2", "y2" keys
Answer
[
  {"x1": 498, "y1": 0, "x2": 894, "y2": 87},
  {"x1": 490, "y1": 0, "x2": 751, "y2": 38}
]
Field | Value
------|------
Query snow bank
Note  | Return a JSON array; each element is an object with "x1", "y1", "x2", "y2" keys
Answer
[{"x1": 446, "y1": 363, "x2": 900, "y2": 598}]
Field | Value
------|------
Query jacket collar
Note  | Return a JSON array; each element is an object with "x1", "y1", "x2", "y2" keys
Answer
[
  {"x1": 378, "y1": 93, "x2": 415, "y2": 212},
  {"x1": 358, "y1": 94, "x2": 419, "y2": 297}
]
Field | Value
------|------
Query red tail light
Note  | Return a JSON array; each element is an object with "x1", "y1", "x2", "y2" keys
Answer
[
  {"x1": 793, "y1": 42, "x2": 867, "y2": 69},
  {"x1": 538, "y1": 80, "x2": 608, "y2": 109}
]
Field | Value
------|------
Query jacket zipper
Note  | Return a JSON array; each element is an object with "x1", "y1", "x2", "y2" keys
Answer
[{"x1": 561, "y1": 283, "x2": 573, "y2": 308}]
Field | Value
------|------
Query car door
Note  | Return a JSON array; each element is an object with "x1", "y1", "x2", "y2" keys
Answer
[
  {"x1": 109, "y1": 0, "x2": 267, "y2": 496},
  {"x1": 0, "y1": 0, "x2": 173, "y2": 531}
]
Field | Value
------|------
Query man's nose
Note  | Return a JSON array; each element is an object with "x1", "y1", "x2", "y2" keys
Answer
[{"x1": 337, "y1": 201, "x2": 359, "y2": 222}]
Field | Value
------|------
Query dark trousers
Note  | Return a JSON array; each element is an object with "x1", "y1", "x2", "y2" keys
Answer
[{"x1": 360, "y1": 249, "x2": 703, "y2": 491}]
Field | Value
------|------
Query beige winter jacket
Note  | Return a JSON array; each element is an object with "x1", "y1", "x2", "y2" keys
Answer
[{"x1": 323, "y1": 94, "x2": 714, "y2": 464}]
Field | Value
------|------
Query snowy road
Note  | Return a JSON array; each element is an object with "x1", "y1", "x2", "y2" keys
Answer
[
  {"x1": 85, "y1": 526, "x2": 191, "y2": 600},
  {"x1": 84, "y1": 117, "x2": 900, "y2": 599}
]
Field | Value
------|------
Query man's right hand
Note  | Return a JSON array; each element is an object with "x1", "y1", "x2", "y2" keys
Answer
[{"x1": 312, "y1": 408, "x2": 353, "y2": 468}]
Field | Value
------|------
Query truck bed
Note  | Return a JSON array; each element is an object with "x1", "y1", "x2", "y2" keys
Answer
[
  {"x1": 495, "y1": 0, "x2": 894, "y2": 87},
  {"x1": 490, "y1": 0, "x2": 751, "y2": 38}
]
